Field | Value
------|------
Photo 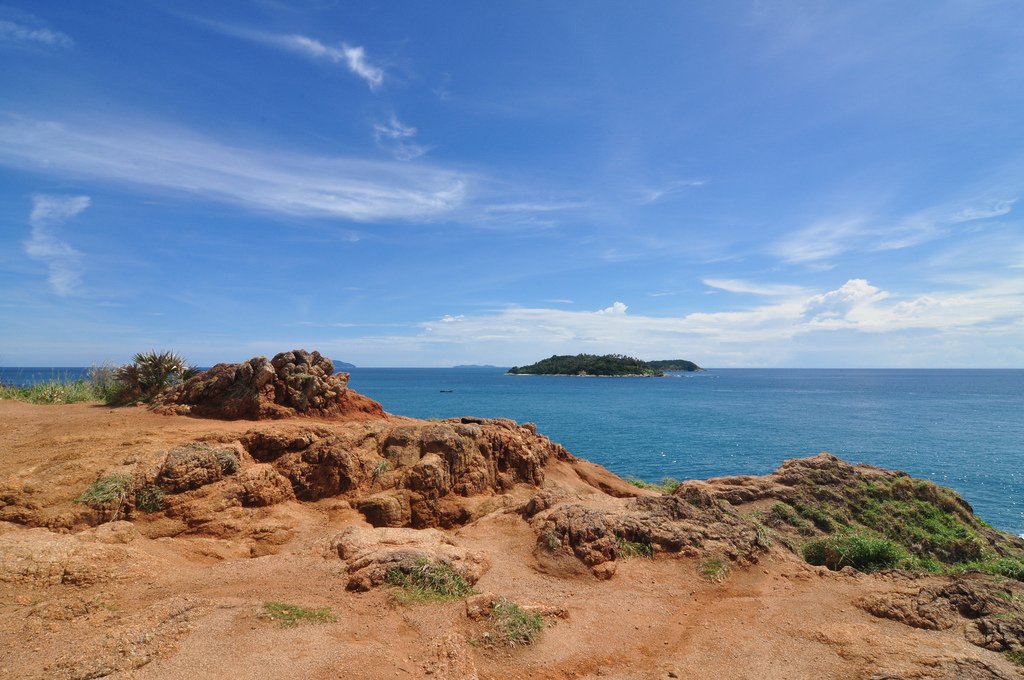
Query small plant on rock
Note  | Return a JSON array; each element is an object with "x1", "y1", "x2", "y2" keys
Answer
[
  {"x1": 75, "y1": 474, "x2": 133, "y2": 521},
  {"x1": 371, "y1": 459, "x2": 390, "y2": 486},
  {"x1": 215, "y1": 449, "x2": 239, "y2": 475},
  {"x1": 134, "y1": 485, "x2": 165, "y2": 513},
  {"x1": 616, "y1": 534, "x2": 654, "y2": 558}
]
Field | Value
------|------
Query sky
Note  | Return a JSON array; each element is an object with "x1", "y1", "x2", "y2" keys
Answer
[{"x1": 1, "y1": 1, "x2": 1023, "y2": 368}]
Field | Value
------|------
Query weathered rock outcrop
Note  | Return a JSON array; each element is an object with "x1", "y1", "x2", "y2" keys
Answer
[
  {"x1": 859, "y1": 575, "x2": 1024, "y2": 657},
  {"x1": 154, "y1": 349, "x2": 384, "y2": 420},
  {"x1": 332, "y1": 526, "x2": 489, "y2": 592},
  {"x1": 529, "y1": 492, "x2": 764, "y2": 578}
]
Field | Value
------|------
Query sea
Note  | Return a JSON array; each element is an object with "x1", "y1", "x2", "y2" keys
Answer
[{"x1": 3, "y1": 367, "x2": 1022, "y2": 536}]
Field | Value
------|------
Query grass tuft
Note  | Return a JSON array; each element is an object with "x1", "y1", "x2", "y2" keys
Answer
[
  {"x1": 75, "y1": 474, "x2": 133, "y2": 521},
  {"x1": 385, "y1": 559, "x2": 473, "y2": 604},
  {"x1": 616, "y1": 534, "x2": 654, "y2": 558},
  {"x1": 802, "y1": 532, "x2": 906, "y2": 572},
  {"x1": 262, "y1": 602, "x2": 335, "y2": 627},
  {"x1": 488, "y1": 598, "x2": 544, "y2": 647},
  {"x1": 626, "y1": 477, "x2": 682, "y2": 494},
  {"x1": 1007, "y1": 650, "x2": 1024, "y2": 666},
  {"x1": 698, "y1": 556, "x2": 730, "y2": 583}
]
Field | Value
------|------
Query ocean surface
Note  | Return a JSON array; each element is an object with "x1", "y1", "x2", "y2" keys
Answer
[{"x1": 4, "y1": 367, "x2": 1022, "y2": 535}]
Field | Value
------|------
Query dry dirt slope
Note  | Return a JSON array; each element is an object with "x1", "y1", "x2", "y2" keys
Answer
[{"x1": 1, "y1": 399, "x2": 1022, "y2": 680}]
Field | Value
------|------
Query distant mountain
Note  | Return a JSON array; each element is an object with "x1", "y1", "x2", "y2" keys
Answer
[
  {"x1": 331, "y1": 359, "x2": 356, "y2": 370},
  {"x1": 646, "y1": 359, "x2": 703, "y2": 372}
]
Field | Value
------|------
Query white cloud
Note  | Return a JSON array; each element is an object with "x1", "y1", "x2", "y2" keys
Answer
[
  {"x1": 598, "y1": 301, "x2": 628, "y2": 315},
  {"x1": 773, "y1": 196, "x2": 1018, "y2": 264},
  {"x1": 213, "y1": 26, "x2": 384, "y2": 90},
  {"x1": 637, "y1": 179, "x2": 706, "y2": 205},
  {"x1": 339, "y1": 44, "x2": 385, "y2": 90},
  {"x1": 373, "y1": 115, "x2": 429, "y2": 161},
  {"x1": 310, "y1": 278, "x2": 1024, "y2": 367},
  {"x1": 24, "y1": 194, "x2": 90, "y2": 295},
  {"x1": 483, "y1": 201, "x2": 589, "y2": 213},
  {"x1": 949, "y1": 199, "x2": 1015, "y2": 223},
  {"x1": 703, "y1": 278, "x2": 808, "y2": 297},
  {"x1": 0, "y1": 19, "x2": 72, "y2": 49},
  {"x1": 0, "y1": 118, "x2": 468, "y2": 222}
]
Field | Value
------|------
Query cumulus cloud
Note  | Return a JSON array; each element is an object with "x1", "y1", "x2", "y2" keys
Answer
[
  {"x1": 24, "y1": 195, "x2": 90, "y2": 295},
  {"x1": 0, "y1": 18, "x2": 73, "y2": 49},
  {"x1": 0, "y1": 118, "x2": 467, "y2": 222},
  {"x1": 312, "y1": 278, "x2": 1023, "y2": 367}
]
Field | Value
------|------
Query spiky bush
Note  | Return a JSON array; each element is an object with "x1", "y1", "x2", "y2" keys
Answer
[{"x1": 111, "y1": 350, "x2": 197, "y2": 404}]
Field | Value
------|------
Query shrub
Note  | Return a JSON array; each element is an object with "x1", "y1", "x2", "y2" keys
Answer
[
  {"x1": 385, "y1": 559, "x2": 473, "y2": 603},
  {"x1": 950, "y1": 557, "x2": 1024, "y2": 582},
  {"x1": 802, "y1": 532, "x2": 906, "y2": 572},
  {"x1": 75, "y1": 474, "x2": 133, "y2": 521},
  {"x1": 489, "y1": 598, "x2": 544, "y2": 647},
  {"x1": 135, "y1": 485, "x2": 165, "y2": 513},
  {"x1": 0, "y1": 379, "x2": 100, "y2": 405},
  {"x1": 111, "y1": 350, "x2": 197, "y2": 404},
  {"x1": 262, "y1": 602, "x2": 335, "y2": 627}
]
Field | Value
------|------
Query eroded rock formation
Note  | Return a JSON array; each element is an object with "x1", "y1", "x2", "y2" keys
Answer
[{"x1": 154, "y1": 349, "x2": 384, "y2": 420}]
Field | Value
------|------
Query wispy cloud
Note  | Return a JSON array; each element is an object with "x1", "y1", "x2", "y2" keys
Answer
[
  {"x1": 373, "y1": 115, "x2": 429, "y2": 161},
  {"x1": 0, "y1": 118, "x2": 468, "y2": 222},
  {"x1": 773, "y1": 196, "x2": 1017, "y2": 264},
  {"x1": 483, "y1": 201, "x2": 589, "y2": 214},
  {"x1": 203, "y1": 23, "x2": 384, "y2": 90},
  {"x1": 0, "y1": 18, "x2": 73, "y2": 49},
  {"x1": 24, "y1": 195, "x2": 90, "y2": 295},
  {"x1": 703, "y1": 278, "x2": 808, "y2": 297},
  {"x1": 637, "y1": 179, "x2": 706, "y2": 205}
]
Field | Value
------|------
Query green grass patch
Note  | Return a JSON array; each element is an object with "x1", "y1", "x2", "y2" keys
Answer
[
  {"x1": 697, "y1": 556, "x2": 730, "y2": 583},
  {"x1": 802, "y1": 532, "x2": 907, "y2": 572},
  {"x1": 385, "y1": 559, "x2": 473, "y2": 604},
  {"x1": 488, "y1": 598, "x2": 544, "y2": 647},
  {"x1": 626, "y1": 477, "x2": 681, "y2": 494},
  {"x1": 262, "y1": 602, "x2": 335, "y2": 627},
  {"x1": 948, "y1": 557, "x2": 1024, "y2": 581},
  {"x1": 1006, "y1": 650, "x2": 1024, "y2": 666},
  {"x1": 75, "y1": 474, "x2": 133, "y2": 521},
  {"x1": 0, "y1": 379, "x2": 102, "y2": 405},
  {"x1": 615, "y1": 534, "x2": 654, "y2": 558}
]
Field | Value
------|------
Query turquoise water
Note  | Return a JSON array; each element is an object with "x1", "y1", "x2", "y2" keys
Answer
[{"x1": 4, "y1": 367, "x2": 1022, "y2": 535}]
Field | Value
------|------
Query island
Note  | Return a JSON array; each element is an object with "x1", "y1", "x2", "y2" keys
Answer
[
  {"x1": 331, "y1": 359, "x2": 357, "y2": 369},
  {"x1": 507, "y1": 353, "x2": 702, "y2": 376}
]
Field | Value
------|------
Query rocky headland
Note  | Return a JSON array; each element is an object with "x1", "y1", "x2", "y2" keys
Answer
[{"x1": 0, "y1": 350, "x2": 1022, "y2": 679}]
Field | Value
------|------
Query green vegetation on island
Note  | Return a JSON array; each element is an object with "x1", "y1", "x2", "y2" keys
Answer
[{"x1": 507, "y1": 353, "x2": 702, "y2": 376}]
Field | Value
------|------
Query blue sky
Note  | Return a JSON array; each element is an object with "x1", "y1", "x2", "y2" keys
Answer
[{"x1": 1, "y1": 1, "x2": 1022, "y2": 367}]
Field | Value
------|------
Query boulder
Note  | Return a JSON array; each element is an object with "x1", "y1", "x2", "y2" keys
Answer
[
  {"x1": 157, "y1": 443, "x2": 236, "y2": 493},
  {"x1": 154, "y1": 349, "x2": 385, "y2": 420}
]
